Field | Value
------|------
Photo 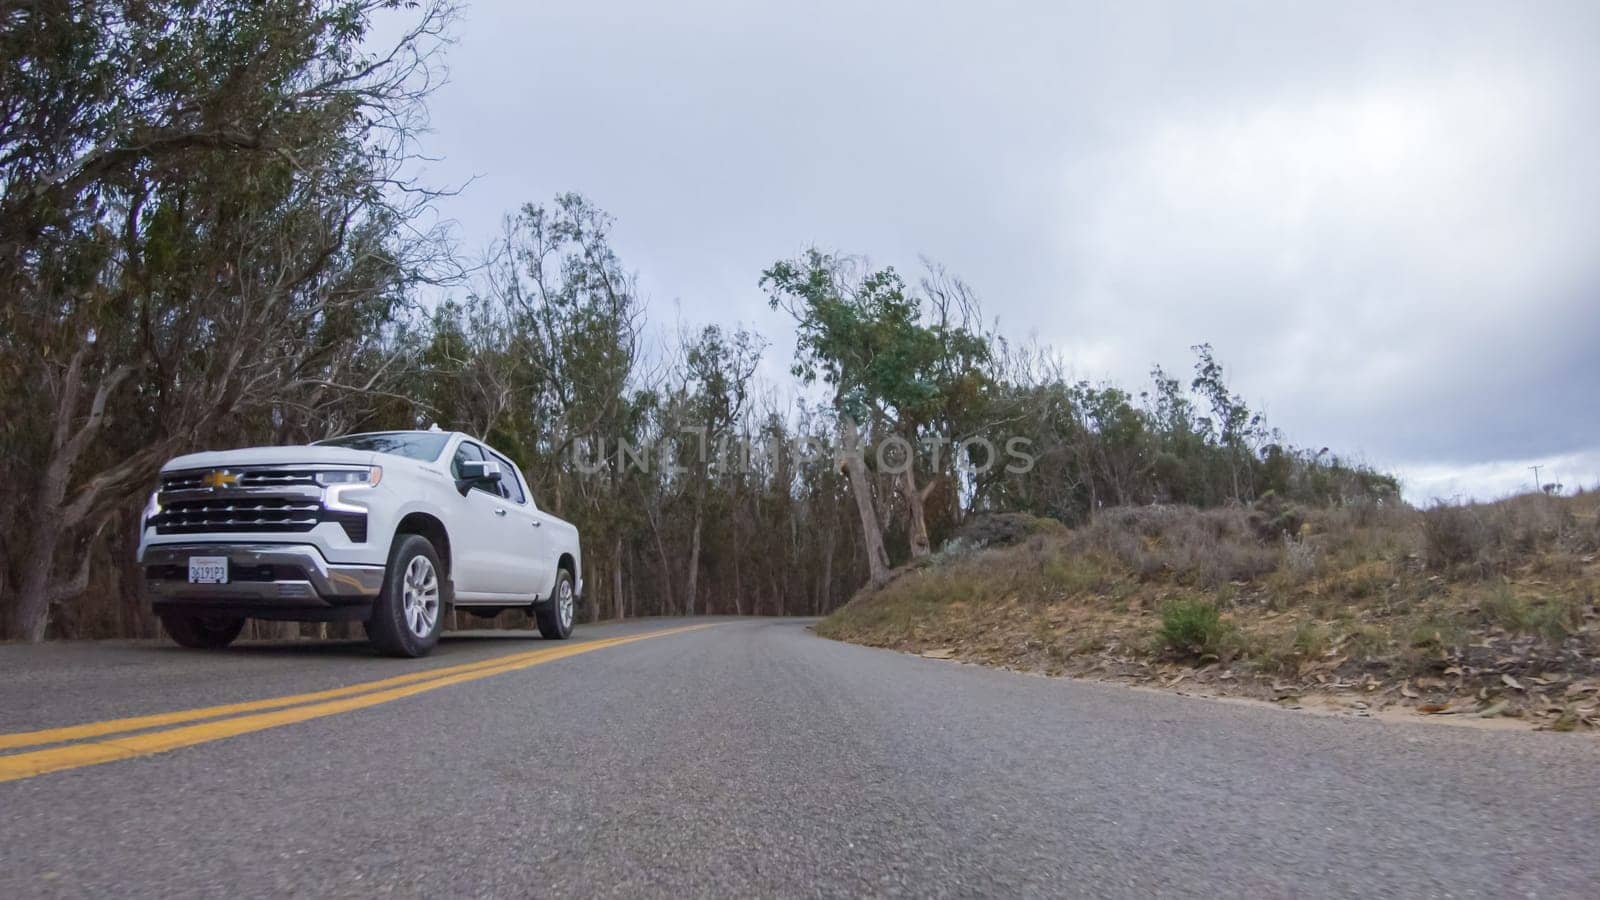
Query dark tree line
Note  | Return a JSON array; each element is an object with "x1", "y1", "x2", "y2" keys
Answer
[{"x1": 0, "y1": 1, "x2": 1397, "y2": 640}]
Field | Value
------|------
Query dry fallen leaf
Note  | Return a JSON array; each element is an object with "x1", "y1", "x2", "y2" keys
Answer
[
  {"x1": 1502, "y1": 674, "x2": 1525, "y2": 691},
  {"x1": 1418, "y1": 703, "x2": 1450, "y2": 714},
  {"x1": 1400, "y1": 683, "x2": 1420, "y2": 699},
  {"x1": 921, "y1": 648, "x2": 957, "y2": 660},
  {"x1": 1478, "y1": 700, "x2": 1510, "y2": 718}
]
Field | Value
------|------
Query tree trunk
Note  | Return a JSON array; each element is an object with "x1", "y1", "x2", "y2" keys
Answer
[
  {"x1": 819, "y1": 526, "x2": 835, "y2": 614},
  {"x1": 15, "y1": 355, "x2": 134, "y2": 642},
  {"x1": 651, "y1": 520, "x2": 675, "y2": 615},
  {"x1": 839, "y1": 417, "x2": 891, "y2": 585},
  {"x1": 16, "y1": 500, "x2": 66, "y2": 643},
  {"x1": 612, "y1": 534, "x2": 624, "y2": 620},
  {"x1": 902, "y1": 463, "x2": 932, "y2": 559},
  {"x1": 588, "y1": 555, "x2": 599, "y2": 623},
  {"x1": 732, "y1": 520, "x2": 744, "y2": 616},
  {"x1": 686, "y1": 480, "x2": 705, "y2": 616}
]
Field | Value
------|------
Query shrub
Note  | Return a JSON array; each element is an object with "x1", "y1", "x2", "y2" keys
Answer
[
  {"x1": 1291, "y1": 620, "x2": 1330, "y2": 658},
  {"x1": 1422, "y1": 504, "x2": 1487, "y2": 570},
  {"x1": 1040, "y1": 552, "x2": 1113, "y2": 598},
  {"x1": 1325, "y1": 560, "x2": 1390, "y2": 601},
  {"x1": 1476, "y1": 581, "x2": 1582, "y2": 640},
  {"x1": 1076, "y1": 506, "x2": 1279, "y2": 586},
  {"x1": 1250, "y1": 620, "x2": 1332, "y2": 674},
  {"x1": 1281, "y1": 534, "x2": 1318, "y2": 580},
  {"x1": 952, "y1": 513, "x2": 1067, "y2": 550},
  {"x1": 1405, "y1": 615, "x2": 1468, "y2": 651},
  {"x1": 1421, "y1": 493, "x2": 1598, "y2": 574},
  {"x1": 1158, "y1": 598, "x2": 1232, "y2": 659},
  {"x1": 1248, "y1": 491, "x2": 1306, "y2": 542},
  {"x1": 1343, "y1": 625, "x2": 1391, "y2": 661}
]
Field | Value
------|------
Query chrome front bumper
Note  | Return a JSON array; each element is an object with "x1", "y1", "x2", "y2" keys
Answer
[{"x1": 140, "y1": 543, "x2": 385, "y2": 606}]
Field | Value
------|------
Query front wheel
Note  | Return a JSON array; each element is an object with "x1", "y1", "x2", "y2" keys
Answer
[
  {"x1": 160, "y1": 613, "x2": 245, "y2": 650},
  {"x1": 535, "y1": 569, "x2": 575, "y2": 640},
  {"x1": 364, "y1": 534, "x2": 444, "y2": 657}
]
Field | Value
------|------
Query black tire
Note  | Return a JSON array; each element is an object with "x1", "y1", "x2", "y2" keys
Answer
[
  {"x1": 364, "y1": 534, "x2": 445, "y2": 658},
  {"x1": 160, "y1": 613, "x2": 245, "y2": 650},
  {"x1": 535, "y1": 568, "x2": 575, "y2": 640}
]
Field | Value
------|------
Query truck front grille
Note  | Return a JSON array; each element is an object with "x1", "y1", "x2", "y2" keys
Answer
[
  {"x1": 153, "y1": 498, "x2": 321, "y2": 534},
  {"x1": 153, "y1": 465, "x2": 370, "y2": 541},
  {"x1": 161, "y1": 468, "x2": 321, "y2": 491}
]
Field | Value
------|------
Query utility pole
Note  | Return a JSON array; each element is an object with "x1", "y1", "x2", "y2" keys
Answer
[{"x1": 1529, "y1": 464, "x2": 1544, "y2": 493}]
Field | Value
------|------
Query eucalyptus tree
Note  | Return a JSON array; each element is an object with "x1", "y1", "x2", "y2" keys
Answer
[
  {"x1": 762, "y1": 250, "x2": 989, "y2": 582},
  {"x1": 1189, "y1": 343, "x2": 1266, "y2": 502},
  {"x1": 0, "y1": 0, "x2": 456, "y2": 640},
  {"x1": 463, "y1": 194, "x2": 646, "y2": 617},
  {"x1": 679, "y1": 325, "x2": 763, "y2": 615}
]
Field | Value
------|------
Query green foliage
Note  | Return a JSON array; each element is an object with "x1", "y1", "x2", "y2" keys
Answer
[
  {"x1": 1477, "y1": 582, "x2": 1582, "y2": 640},
  {"x1": 761, "y1": 249, "x2": 991, "y2": 429},
  {"x1": 976, "y1": 347, "x2": 1398, "y2": 526},
  {"x1": 1158, "y1": 599, "x2": 1232, "y2": 659}
]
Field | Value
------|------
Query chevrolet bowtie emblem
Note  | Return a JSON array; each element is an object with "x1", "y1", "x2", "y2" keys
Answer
[{"x1": 202, "y1": 470, "x2": 241, "y2": 490}]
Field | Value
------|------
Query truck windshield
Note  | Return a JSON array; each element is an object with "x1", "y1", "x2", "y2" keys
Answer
[{"x1": 314, "y1": 432, "x2": 450, "y2": 462}]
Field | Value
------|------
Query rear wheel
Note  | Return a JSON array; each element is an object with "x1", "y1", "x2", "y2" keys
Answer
[
  {"x1": 160, "y1": 613, "x2": 245, "y2": 650},
  {"x1": 364, "y1": 534, "x2": 444, "y2": 657},
  {"x1": 535, "y1": 569, "x2": 575, "y2": 640}
]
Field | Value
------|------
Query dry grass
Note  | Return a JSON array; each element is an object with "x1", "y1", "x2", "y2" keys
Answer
[{"x1": 819, "y1": 491, "x2": 1600, "y2": 729}]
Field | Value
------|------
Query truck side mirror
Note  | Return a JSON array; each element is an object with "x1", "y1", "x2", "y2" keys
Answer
[{"x1": 457, "y1": 459, "x2": 502, "y2": 494}]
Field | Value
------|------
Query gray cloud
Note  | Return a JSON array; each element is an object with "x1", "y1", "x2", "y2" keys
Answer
[{"x1": 403, "y1": 0, "x2": 1600, "y2": 498}]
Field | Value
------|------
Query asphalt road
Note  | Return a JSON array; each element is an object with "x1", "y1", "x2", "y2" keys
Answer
[{"x1": 2, "y1": 618, "x2": 1598, "y2": 898}]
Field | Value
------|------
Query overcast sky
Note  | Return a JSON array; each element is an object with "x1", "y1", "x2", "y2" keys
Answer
[{"x1": 400, "y1": 0, "x2": 1599, "y2": 502}]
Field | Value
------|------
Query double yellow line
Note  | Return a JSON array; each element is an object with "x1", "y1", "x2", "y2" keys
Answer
[{"x1": 0, "y1": 624, "x2": 713, "y2": 784}]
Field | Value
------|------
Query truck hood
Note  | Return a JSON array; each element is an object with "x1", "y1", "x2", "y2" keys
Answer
[{"x1": 161, "y1": 445, "x2": 380, "y2": 472}]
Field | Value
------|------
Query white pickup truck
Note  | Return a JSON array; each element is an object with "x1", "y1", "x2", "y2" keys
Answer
[{"x1": 137, "y1": 430, "x2": 582, "y2": 657}]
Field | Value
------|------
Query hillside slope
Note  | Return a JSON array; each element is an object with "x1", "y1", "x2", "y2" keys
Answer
[{"x1": 818, "y1": 493, "x2": 1600, "y2": 730}]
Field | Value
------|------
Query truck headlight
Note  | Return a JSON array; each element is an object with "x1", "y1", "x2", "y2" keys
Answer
[
  {"x1": 315, "y1": 467, "x2": 382, "y2": 486},
  {"x1": 142, "y1": 490, "x2": 161, "y2": 528},
  {"x1": 322, "y1": 467, "x2": 381, "y2": 516}
]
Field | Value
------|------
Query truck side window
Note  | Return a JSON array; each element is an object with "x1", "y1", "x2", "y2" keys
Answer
[
  {"x1": 450, "y1": 441, "x2": 484, "y2": 481},
  {"x1": 488, "y1": 449, "x2": 527, "y2": 503}
]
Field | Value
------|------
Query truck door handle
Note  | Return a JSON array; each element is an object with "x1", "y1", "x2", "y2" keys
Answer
[
  {"x1": 531, "y1": 520, "x2": 541, "y2": 527},
  {"x1": 494, "y1": 508, "x2": 507, "y2": 517}
]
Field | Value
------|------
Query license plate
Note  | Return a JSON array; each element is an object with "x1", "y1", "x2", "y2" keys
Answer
[{"x1": 188, "y1": 556, "x2": 229, "y2": 584}]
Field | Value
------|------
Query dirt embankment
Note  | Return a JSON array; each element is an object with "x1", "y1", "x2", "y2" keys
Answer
[{"x1": 818, "y1": 494, "x2": 1600, "y2": 732}]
